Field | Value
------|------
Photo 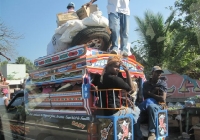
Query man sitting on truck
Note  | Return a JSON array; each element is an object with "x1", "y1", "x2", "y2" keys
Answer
[
  {"x1": 136, "y1": 66, "x2": 167, "y2": 140},
  {"x1": 97, "y1": 56, "x2": 140, "y2": 123}
]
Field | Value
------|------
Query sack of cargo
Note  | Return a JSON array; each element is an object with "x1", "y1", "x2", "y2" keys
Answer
[
  {"x1": 53, "y1": 34, "x2": 69, "y2": 53},
  {"x1": 47, "y1": 34, "x2": 69, "y2": 55},
  {"x1": 59, "y1": 20, "x2": 86, "y2": 43},
  {"x1": 82, "y1": 11, "x2": 108, "y2": 27},
  {"x1": 55, "y1": 19, "x2": 80, "y2": 35},
  {"x1": 99, "y1": 16, "x2": 109, "y2": 27},
  {"x1": 92, "y1": 11, "x2": 102, "y2": 17},
  {"x1": 47, "y1": 41, "x2": 55, "y2": 55}
]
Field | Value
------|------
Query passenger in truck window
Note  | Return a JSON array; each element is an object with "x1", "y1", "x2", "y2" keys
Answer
[
  {"x1": 56, "y1": 82, "x2": 82, "y2": 92},
  {"x1": 42, "y1": 85, "x2": 55, "y2": 93},
  {"x1": 97, "y1": 56, "x2": 140, "y2": 137},
  {"x1": 29, "y1": 86, "x2": 42, "y2": 94},
  {"x1": 71, "y1": 83, "x2": 82, "y2": 90}
]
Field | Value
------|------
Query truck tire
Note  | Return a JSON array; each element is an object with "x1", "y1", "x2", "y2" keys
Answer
[
  {"x1": 0, "y1": 118, "x2": 4, "y2": 140},
  {"x1": 0, "y1": 133, "x2": 4, "y2": 140},
  {"x1": 71, "y1": 27, "x2": 111, "y2": 51},
  {"x1": 43, "y1": 136, "x2": 56, "y2": 140},
  {"x1": 36, "y1": 134, "x2": 54, "y2": 140}
]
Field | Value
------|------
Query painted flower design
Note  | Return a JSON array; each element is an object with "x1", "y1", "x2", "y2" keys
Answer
[
  {"x1": 118, "y1": 120, "x2": 132, "y2": 140},
  {"x1": 101, "y1": 128, "x2": 108, "y2": 140},
  {"x1": 159, "y1": 114, "x2": 167, "y2": 136}
]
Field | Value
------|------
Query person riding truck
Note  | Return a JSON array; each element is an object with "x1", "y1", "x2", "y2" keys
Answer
[
  {"x1": 67, "y1": 2, "x2": 75, "y2": 13},
  {"x1": 97, "y1": 56, "x2": 140, "y2": 121},
  {"x1": 136, "y1": 66, "x2": 167, "y2": 140},
  {"x1": 86, "y1": 0, "x2": 130, "y2": 57}
]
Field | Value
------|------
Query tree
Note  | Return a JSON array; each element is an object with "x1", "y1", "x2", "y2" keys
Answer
[
  {"x1": 173, "y1": 0, "x2": 199, "y2": 49},
  {"x1": 174, "y1": 0, "x2": 198, "y2": 27},
  {"x1": 172, "y1": 0, "x2": 200, "y2": 78},
  {"x1": 133, "y1": 2, "x2": 200, "y2": 78},
  {"x1": 188, "y1": 0, "x2": 200, "y2": 48},
  {"x1": 0, "y1": 60, "x2": 8, "y2": 67},
  {"x1": 130, "y1": 40, "x2": 148, "y2": 66},
  {"x1": 0, "y1": 20, "x2": 23, "y2": 56},
  {"x1": 15, "y1": 57, "x2": 37, "y2": 73},
  {"x1": 134, "y1": 10, "x2": 176, "y2": 75}
]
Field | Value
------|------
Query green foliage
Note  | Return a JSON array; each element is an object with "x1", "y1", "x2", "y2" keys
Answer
[
  {"x1": 0, "y1": 60, "x2": 8, "y2": 67},
  {"x1": 173, "y1": 0, "x2": 200, "y2": 78},
  {"x1": 7, "y1": 71, "x2": 18, "y2": 80},
  {"x1": 174, "y1": 0, "x2": 198, "y2": 27},
  {"x1": 134, "y1": 10, "x2": 176, "y2": 75},
  {"x1": 133, "y1": 1, "x2": 200, "y2": 79},
  {"x1": 15, "y1": 57, "x2": 37, "y2": 73}
]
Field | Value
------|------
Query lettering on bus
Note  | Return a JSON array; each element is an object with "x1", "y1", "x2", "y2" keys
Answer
[
  {"x1": 92, "y1": 59, "x2": 138, "y2": 71},
  {"x1": 57, "y1": 66, "x2": 72, "y2": 73},
  {"x1": 28, "y1": 113, "x2": 91, "y2": 121},
  {"x1": 65, "y1": 115, "x2": 91, "y2": 121},
  {"x1": 92, "y1": 59, "x2": 107, "y2": 67},
  {"x1": 71, "y1": 121, "x2": 86, "y2": 129},
  {"x1": 34, "y1": 71, "x2": 48, "y2": 77}
]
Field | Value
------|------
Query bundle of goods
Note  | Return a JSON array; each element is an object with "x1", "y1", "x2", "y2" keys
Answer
[
  {"x1": 184, "y1": 95, "x2": 200, "y2": 107},
  {"x1": 47, "y1": 5, "x2": 109, "y2": 55},
  {"x1": 167, "y1": 102, "x2": 184, "y2": 110}
]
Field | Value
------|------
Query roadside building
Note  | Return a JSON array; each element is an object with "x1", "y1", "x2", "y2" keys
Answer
[{"x1": 0, "y1": 64, "x2": 27, "y2": 99}]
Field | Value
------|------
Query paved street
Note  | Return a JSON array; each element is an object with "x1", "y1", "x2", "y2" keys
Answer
[{"x1": 166, "y1": 127, "x2": 193, "y2": 140}]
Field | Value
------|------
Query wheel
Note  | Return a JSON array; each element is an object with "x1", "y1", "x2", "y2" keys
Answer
[
  {"x1": 0, "y1": 134, "x2": 4, "y2": 140},
  {"x1": 71, "y1": 26, "x2": 111, "y2": 51},
  {"x1": 0, "y1": 119, "x2": 4, "y2": 140},
  {"x1": 36, "y1": 134, "x2": 55, "y2": 140},
  {"x1": 43, "y1": 136, "x2": 56, "y2": 140}
]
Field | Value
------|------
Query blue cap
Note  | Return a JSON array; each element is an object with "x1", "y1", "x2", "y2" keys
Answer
[{"x1": 67, "y1": 2, "x2": 75, "y2": 9}]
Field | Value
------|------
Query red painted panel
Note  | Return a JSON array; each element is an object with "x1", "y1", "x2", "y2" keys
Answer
[
  {"x1": 163, "y1": 74, "x2": 200, "y2": 98},
  {"x1": 52, "y1": 56, "x2": 59, "y2": 61},
  {"x1": 68, "y1": 51, "x2": 78, "y2": 57}
]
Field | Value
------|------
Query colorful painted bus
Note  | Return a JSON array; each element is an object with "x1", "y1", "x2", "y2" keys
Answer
[{"x1": 0, "y1": 45, "x2": 168, "y2": 140}]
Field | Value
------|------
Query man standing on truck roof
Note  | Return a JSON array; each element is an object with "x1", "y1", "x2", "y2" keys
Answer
[
  {"x1": 136, "y1": 66, "x2": 167, "y2": 140},
  {"x1": 86, "y1": 0, "x2": 130, "y2": 57},
  {"x1": 67, "y1": 2, "x2": 76, "y2": 13}
]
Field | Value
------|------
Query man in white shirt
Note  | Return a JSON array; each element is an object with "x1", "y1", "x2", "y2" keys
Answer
[{"x1": 86, "y1": 0, "x2": 130, "y2": 56}]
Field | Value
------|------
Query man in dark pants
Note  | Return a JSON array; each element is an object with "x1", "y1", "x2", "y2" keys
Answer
[
  {"x1": 135, "y1": 66, "x2": 167, "y2": 140},
  {"x1": 85, "y1": 0, "x2": 130, "y2": 56}
]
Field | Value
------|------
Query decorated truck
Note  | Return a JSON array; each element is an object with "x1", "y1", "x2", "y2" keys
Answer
[
  {"x1": 0, "y1": 45, "x2": 169, "y2": 140},
  {"x1": 0, "y1": 5, "x2": 168, "y2": 140}
]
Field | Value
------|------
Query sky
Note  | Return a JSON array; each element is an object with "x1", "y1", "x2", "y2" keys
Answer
[{"x1": 0, "y1": 0, "x2": 176, "y2": 62}]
